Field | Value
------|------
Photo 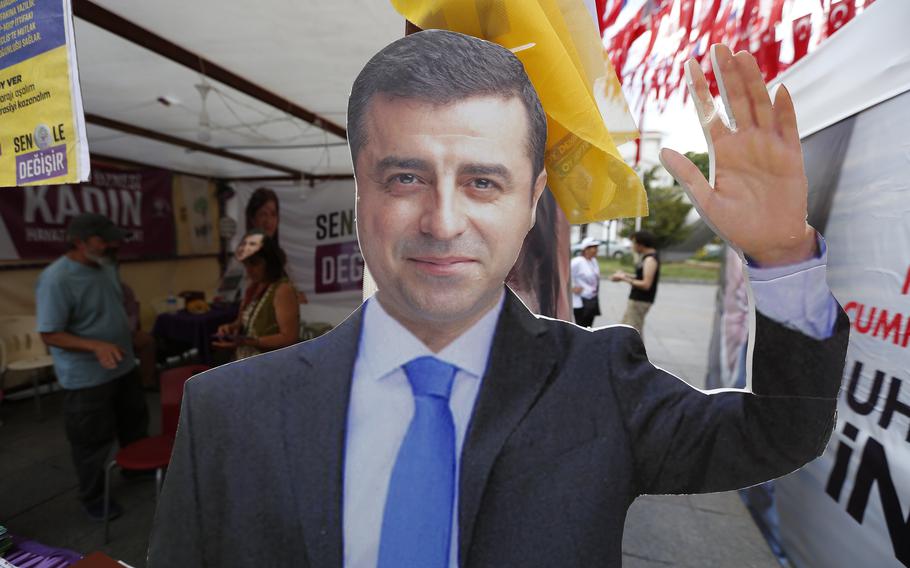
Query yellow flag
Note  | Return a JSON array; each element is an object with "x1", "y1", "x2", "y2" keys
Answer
[{"x1": 390, "y1": 0, "x2": 648, "y2": 222}]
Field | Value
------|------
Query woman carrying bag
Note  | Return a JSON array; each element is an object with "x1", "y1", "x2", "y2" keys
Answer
[{"x1": 571, "y1": 237, "x2": 602, "y2": 328}]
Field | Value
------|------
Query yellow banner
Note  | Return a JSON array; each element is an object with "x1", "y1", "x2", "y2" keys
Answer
[
  {"x1": 0, "y1": 0, "x2": 88, "y2": 187},
  {"x1": 391, "y1": 0, "x2": 647, "y2": 222}
]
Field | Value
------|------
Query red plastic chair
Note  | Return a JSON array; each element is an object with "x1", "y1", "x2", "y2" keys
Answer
[{"x1": 103, "y1": 364, "x2": 209, "y2": 542}]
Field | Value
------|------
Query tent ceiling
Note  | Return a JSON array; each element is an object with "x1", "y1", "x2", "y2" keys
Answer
[
  {"x1": 74, "y1": 0, "x2": 404, "y2": 179},
  {"x1": 86, "y1": 124, "x2": 284, "y2": 179}
]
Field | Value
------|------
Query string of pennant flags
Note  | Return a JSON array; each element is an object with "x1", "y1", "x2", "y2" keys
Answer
[{"x1": 597, "y1": 0, "x2": 873, "y2": 117}]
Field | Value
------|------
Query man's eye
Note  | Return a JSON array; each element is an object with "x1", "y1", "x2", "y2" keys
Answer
[
  {"x1": 472, "y1": 178, "x2": 495, "y2": 190},
  {"x1": 394, "y1": 173, "x2": 417, "y2": 184}
]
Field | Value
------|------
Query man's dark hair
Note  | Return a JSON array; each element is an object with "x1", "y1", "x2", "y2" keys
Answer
[
  {"x1": 244, "y1": 229, "x2": 288, "y2": 283},
  {"x1": 347, "y1": 29, "x2": 547, "y2": 178},
  {"x1": 631, "y1": 230, "x2": 657, "y2": 249}
]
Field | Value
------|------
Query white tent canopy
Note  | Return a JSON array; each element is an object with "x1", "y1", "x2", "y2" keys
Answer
[
  {"x1": 74, "y1": 0, "x2": 405, "y2": 180},
  {"x1": 770, "y1": 0, "x2": 910, "y2": 139}
]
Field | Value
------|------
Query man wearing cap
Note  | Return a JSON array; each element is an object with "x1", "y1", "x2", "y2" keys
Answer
[
  {"x1": 571, "y1": 237, "x2": 602, "y2": 327},
  {"x1": 36, "y1": 212, "x2": 149, "y2": 521}
]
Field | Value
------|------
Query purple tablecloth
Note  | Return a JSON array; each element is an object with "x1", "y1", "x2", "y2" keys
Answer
[
  {"x1": 4, "y1": 535, "x2": 83, "y2": 567},
  {"x1": 152, "y1": 304, "x2": 238, "y2": 364}
]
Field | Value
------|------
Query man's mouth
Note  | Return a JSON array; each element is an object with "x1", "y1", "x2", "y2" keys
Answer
[{"x1": 409, "y1": 256, "x2": 477, "y2": 276}]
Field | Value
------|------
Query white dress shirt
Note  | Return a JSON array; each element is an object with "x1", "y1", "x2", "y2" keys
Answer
[
  {"x1": 747, "y1": 236, "x2": 839, "y2": 340},
  {"x1": 343, "y1": 291, "x2": 505, "y2": 568},
  {"x1": 342, "y1": 241, "x2": 839, "y2": 567}
]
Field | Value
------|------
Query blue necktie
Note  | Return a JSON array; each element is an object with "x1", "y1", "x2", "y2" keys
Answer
[{"x1": 378, "y1": 356, "x2": 457, "y2": 568}]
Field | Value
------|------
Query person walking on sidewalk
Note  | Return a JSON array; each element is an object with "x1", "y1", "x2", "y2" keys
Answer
[
  {"x1": 571, "y1": 237, "x2": 601, "y2": 327},
  {"x1": 36, "y1": 213, "x2": 149, "y2": 522},
  {"x1": 612, "y1": 230, "x2": 660, "y2": 334}
]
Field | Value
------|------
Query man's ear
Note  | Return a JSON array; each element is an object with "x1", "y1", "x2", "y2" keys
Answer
[{"x1": 529, "y1": 168, "x2": 548, "y2": 229}]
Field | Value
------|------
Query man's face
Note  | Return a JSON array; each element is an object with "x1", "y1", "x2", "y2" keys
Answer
[
  {"x1": 79, "y1": 236, "x2": 116, "y2": 265},
  {"x1": 355, "y1": 95, "x2": 547, "y2": 328}
]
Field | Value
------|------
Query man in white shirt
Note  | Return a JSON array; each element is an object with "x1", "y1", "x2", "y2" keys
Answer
[
  {"x1": 149, "y1": 31, "x2": 848, "y2": 568},
  {"x1": 571, "y1": 237, "x2": 602, "y2": 327}
]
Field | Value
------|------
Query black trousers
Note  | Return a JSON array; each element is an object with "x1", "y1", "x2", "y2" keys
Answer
[
  {"x1": 63, "y1": 367, "x2": 149, "y2": 505},
  {"x1": 573, "y1": 296, "x2": 601, "y2": 328}
]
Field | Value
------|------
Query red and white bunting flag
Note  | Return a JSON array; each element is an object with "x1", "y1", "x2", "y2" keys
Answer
[
  {"x1": 792, "y1": 14, "x2": 812, "y2": 62},
  {"x1": 748, "y1": 14, "x2": 766, "y2": 56},
  {"x1": 602, "y1": 0, "x2": 625, "y2": 31},
  {"x1": 767, "y1": 40, "x2": 782, "y2": 80},
  {"x1": 757, "y1": 27, "x2": 781, "y2": 80},
  {"x1": 826, "y1": 0, "x2": 856, "y2": 36},
  {"x1": 864, "y1": 0, "x2": 876, "y2": 7},
  {"x1": 734, "y1": 34, "x2": 750, "y2": 54},
  {"x1": 709, "y1": 1, "x2": 733, "y2": 46},
  {"x1": 609, "y1": 26, "x2": 632, "y2": 73},
  {"x1": 740, "y1": 0, "x2": 761, "y2": 34},
  {"x1": 596, "y1": 0, "x2": 609, "y2": 33},
  {"x1": 769, "y1": 0, "x2": 786, "y2": 29},
  {"x1": 695, "y1": 0, "x2": 722, "y2": 41},
  {"x1": 679, "y1": 0, "x2": 696, "y2": 33}
]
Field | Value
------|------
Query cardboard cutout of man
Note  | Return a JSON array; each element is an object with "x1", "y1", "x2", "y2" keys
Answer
[{"x1": 148, "y1": 31, "x2": 848, "y2": 568}]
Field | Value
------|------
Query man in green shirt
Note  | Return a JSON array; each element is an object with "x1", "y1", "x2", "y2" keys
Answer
[{"x1": 36, "y1": 213, "x2": 149, "y2": 521}]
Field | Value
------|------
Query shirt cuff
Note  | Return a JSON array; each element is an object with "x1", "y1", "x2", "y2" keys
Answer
[{"x1": 746, "y1": 234, "x2": 839, "y2": 340}]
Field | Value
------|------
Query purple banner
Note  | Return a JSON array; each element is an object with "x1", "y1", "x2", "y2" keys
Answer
[
  {"x1": 0, "y1": 166, "x2": 176, "y2": 260},
  {"x1": 314, "y1": 240, "x2": 363, "y2": 293},
  {"x1": 15, "y1": 143, "x2": 66, "y2": 183}
]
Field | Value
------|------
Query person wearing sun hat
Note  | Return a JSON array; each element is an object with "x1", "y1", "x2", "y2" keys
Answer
[
  {"x1": 35, "y1": 213, "x2": 149, "y2": 522},
  {"x1": 213, "y1": 229, "x2": 300, "y2": 360},
  {"x1": 571, "y1": 236, "x2": 602, "y2": 327}
]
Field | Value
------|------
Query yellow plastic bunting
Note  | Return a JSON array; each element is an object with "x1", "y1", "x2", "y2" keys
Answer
[{"x1": 390, "y1": 0, "x2": 648, "y2": 222}]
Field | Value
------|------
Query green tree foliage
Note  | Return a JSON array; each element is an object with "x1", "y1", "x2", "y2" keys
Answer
[
  {"x1": 685, "y1": 151, "x2": 710, "y2": 182},
  {"x1": 620, "y1": 153, "x2": 709, "y2": 249}
]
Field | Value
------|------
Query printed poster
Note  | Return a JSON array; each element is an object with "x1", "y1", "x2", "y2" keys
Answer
[
  {"x1": 0, "y1": 0, "x2": 89, "y2": 187},
  {"x1": 173, "y1": 174, "x2": 219, "y2": 256},
  {"x1": 774, "y1": 93, "x2": 910, "y2": 568}
]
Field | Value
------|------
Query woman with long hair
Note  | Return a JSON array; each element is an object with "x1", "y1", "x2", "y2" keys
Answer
[
  {"x1": 214, "y1": 230, "x2": 300, "y2": 359},
  {"x1": 245, "y1": 187, "x2": 280, "y2": 243}
]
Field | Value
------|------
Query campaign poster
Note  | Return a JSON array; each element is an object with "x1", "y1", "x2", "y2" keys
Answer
[
  {"x1": 0, "y1": 0, "x2": 88, "y2": 187},
  {"x1": 0, "y1": 167, "x2": 176, "y2": 260},
  {"x1": 772, "y1": 92, "x2": 910, "y2": 568},
  {"x1": 230, "y1": 180, "x2": 364, "y2": 325}
]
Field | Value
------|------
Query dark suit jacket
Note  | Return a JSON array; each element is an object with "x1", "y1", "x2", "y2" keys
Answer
[{"x1": 148, "y1": 290, "x2": 849, "y2": 567}]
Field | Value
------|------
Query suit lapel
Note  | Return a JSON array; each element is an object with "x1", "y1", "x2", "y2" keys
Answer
[
  {"x1": 458, "y1": 290, "x2": 558, "y2": 564},
  {"x1": 283, "y1": 306, "x2": 364, "y2": 568}
]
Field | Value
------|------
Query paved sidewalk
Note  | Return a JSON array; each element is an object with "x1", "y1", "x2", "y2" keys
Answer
[{"x1": 598, "y1": 280, "x2": 779, "y2": 567}]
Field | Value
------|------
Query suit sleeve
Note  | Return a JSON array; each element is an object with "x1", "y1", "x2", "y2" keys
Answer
[
  {"x1": 147, "y1": 381, "x2": 207, "y2": 567},
  {"x1": 609, "y1": 306, "x2": 850, "y2": 496}
]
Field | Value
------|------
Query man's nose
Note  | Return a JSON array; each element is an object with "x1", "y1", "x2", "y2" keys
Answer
[{"x1": 419, "y1": 181, "x2": 467, "y2": 241}]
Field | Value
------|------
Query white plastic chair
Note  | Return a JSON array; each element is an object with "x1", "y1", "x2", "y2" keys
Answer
[{"x1": 0, "y1": 315, "x2": 56, "y2": 419}]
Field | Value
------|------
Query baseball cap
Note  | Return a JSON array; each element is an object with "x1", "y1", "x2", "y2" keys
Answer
[
  {"x1": 66, "y1": 213, "x2": 130, "y2": 242},
  {"x1": 580, "y1": 237, "x2": 600, "y2": 250}
]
